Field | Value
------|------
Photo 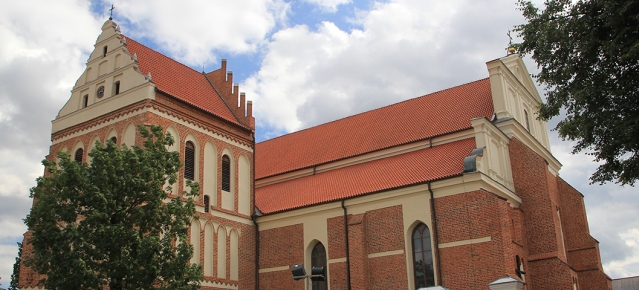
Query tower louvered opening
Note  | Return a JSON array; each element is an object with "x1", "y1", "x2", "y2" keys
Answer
[
  {"x1": 185, "y1": 141, "x2": 195, "y2": 181},
  {"x1": 222, "y1": 155, "x2": 230, "y2": 192},
  {"x1": 74, "y1": 148, "x2": 84, "y2": 163}
]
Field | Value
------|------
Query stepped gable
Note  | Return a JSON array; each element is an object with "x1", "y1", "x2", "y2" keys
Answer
[
  {"x1": 255, "y1": 78, "x2": 493, "y2": 179},
  {"x1": 125, "y1": 37, "x2": 244, "y2": 127},
  {"x1": 256, "y1": 138, "x2": 475, "y2": 214}
]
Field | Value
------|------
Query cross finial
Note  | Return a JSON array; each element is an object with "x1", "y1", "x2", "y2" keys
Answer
[
  {"x1": 506, "y1": 30, "x2": 516, "y2": 55},
  {"x1": 109, "y1": 4, "x2": 115, "y2": 20}
]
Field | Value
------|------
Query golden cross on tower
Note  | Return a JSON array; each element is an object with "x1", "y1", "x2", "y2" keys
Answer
[
  {"x1": 506, "y1": 30, "x2": 516, "y2": 55},
  {"x1": 109, "y1": 4, "x2": 115, "y2": 20}
]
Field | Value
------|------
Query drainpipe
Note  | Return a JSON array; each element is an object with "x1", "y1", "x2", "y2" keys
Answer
[
  {"x1": 428, "y1": 182, "x2": 443, "y2": 286},
  {"x1": 252, "y1": 133, "x2": 260, "y2": 290},
  {"x1": 341, "y1": 200, "x2": 352, "y2": 290}
]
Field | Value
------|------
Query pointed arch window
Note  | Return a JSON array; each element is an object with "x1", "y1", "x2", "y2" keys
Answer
[
  {"x1": 110, "y1": 136, "x2": 117, "y2": 144},
  {"x1": 311, "y1": 242, "x2": 328, "y2": 290},
  {"x1": 413, "y1": 223, "x2": 435, "y2": 288},
  {"x1": 222, "y1": 155, "x2": 230, "y2": 192},
  {"x1": 74, "y1": 148, "x2": 84, "y2": 164},
  {"x1": 185, "y1": 141, "x2": 195, "y2": 180}
]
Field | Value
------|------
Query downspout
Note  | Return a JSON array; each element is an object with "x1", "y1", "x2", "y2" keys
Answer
[
  {"x1": 341, "y1": 200, "x2": 352, "y2": 290},
  {"x1": 251, "y1": 133, "x2": 260, "y2": 290},
  {"x1": 428, "y1": 182, "x2": 443, "y2": 286}
]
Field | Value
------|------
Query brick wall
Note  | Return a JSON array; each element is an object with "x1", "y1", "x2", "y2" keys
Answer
[
  {"x1": 557, "y1": 178, "x2": 612, "y2": 290},
  {"x1": 436, "y1": 189, "x2": 515, "y2": 290},
  {"x1": 508, "y1": 137, "x2": 611, "y2": 289},
  {"x1": 258, "y1": 224, "x2": 304, "y2": 289}
]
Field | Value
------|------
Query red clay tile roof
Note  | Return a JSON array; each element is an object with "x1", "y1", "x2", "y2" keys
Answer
[
  {"x1": 255, "y1": 138, "x2": 476, "y2": 214},
  {"x1": 125, "y1": 37, "x2": 242, "y2": 127},
  {"x1": 255, "y1": 78, "x2": 493, "y2": 179}
]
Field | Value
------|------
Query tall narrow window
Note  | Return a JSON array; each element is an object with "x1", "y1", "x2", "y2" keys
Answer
[
  {"x1": 311, "y1": 242, "x2": 328, "y2": 290},
  {"x1": 222, "y1": 155, "x2": 230, "y2": 192},
  {"x1": 82, "y1": 94, "x2": 89, "y2": 108},
  {"x1": 114, "y1": 81, "x2": 120, "y2": 95},
  {"x1": 515, "y1": 255, "x2": 526, "y2": 281},
  {"x1": 103, "y1": 46, "x2": 108, "y2": 57},
  {"x1": 524, "y1": 110, "x2": 531, "y2": 132},
  {"x1": 413, "y1": 223, "x2": 435, "y2": 288},
  {"x1": 74, "y1": 148, "x2": 84, "y2": 164},
  {"x1": 203, "y1": 195, "x2": 210, "y2": 213},
  {"x1": 185, "y1": 141, "x2": 195, "y2": 180}
]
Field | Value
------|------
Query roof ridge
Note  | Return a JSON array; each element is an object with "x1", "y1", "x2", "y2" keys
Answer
[{"x1": 258, "y1": 77, "x2": 490, "y2": 144}]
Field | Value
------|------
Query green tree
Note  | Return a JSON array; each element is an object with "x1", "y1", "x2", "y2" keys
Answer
[
  {"x1": 24, "y1": 125, "x2": 202, "y2": 290},
  {"x1": 515, "y1": 0, "x2": 639, "y2": 185},
  {"x1": 8, "y1": 242, "x2": 21, "y2": 290}
]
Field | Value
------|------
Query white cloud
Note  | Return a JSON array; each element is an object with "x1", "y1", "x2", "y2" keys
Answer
[
  {"x1": 244, "y1": 0, "x2": 523, "y2": 133},
  {"x1": 0, "y1": 243, "x2": 21, "y2": 288},
  {"x1": 303, "y1": 0, "x2": 352, "y2": 12},
  {"x1": 111, "y1": 0, "x2": 290, "y2": 66},
  {"x1": 0, "y1": 0, "x2": 103, "y2": 286}
]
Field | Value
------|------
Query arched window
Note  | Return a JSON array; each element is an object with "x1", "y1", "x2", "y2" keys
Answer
[
  {"x1": 412, "y1": 223, "x2": 435, "y2": 288},
  {"x1": 222, "y1": 155, "x2": 230, "y2": 192},
  {"x1": 110, "y1": 136, "x2": 117, "y2": 144},
  {"x1": 203, "y1": 195, "x2": 210, "y2": 213},
  {"x1": 185, "y1": 141, "x2": 195, "y2": 180},
  {"x1": 311, "y1": 242, "x2": 327, "y2": 290},
  {"x1": 74, "y1": 148, "x2": 84, "y2": 164}
]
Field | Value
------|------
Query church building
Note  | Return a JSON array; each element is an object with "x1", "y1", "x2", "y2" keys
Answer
[{"x1": 19, "y1": 19, "x2": 611, "y2": 290}]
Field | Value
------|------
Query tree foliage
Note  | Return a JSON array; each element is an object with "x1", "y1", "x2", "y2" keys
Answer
[
  {"x1": 515, "y1": 0, "x2": 639, "y2": 185},
  {"x1": 24, "y1": 125, "x2": 202, "y2": 290},
  {"x1": 9, "y1": 242, "x2": 21, "y2": 290}
]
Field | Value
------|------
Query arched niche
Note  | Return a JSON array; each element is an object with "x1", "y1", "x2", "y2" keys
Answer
[
  {"x1": 121, "y1": 123, "x2": 136, "y2": 148},
  {"x1": 238, "y1": 154, "x2": 251, "y2": 215},
  {"x1": 230, "y1": 229, "x2": 239, "y2": 280},
  {"x1": 203, "y1": 142, "x2": 218, "y2": 208},
  {"x1": 217, "y1": 225, "x2": 227, "y2": 278},
  {"x1": 220, "y1": 149, "x2": 235, "y2": 211},
  {"x1": 190, "y1": 219, "x2": 201, "y2": 265},
  {"x1": 204, "y1": 222, "x2": 215, "y2": 276}
]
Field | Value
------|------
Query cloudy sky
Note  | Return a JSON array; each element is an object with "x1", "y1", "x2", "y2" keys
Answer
[{"x1": 0, "y1": 0, "x2": 637, "y2": 287}]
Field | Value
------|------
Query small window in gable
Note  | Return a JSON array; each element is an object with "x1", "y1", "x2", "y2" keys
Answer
[
  {"x1": 82, "y1": 95, "x2": 89, "y2": 108},
  {"x1": 222, "y1": 155, "x2": 231, "y2": 192},
  {"x1": 103, "y1": 46, "x2": 108, "y2": 57},
  {"x1": 74, "y1": 148, "x2": 84, "y2": 163},
  {"x1": 114, "y1": 81, "x2": 120, "y2": 95},
  {"x1": 204, "y1": 195, "x2": 210, "y2": 213},
  {"x1": 185, "y1": 141, "x2": 195, "y2": 181},
  {"x1": 524, "y1": 110, "x2": 531, "y2": 132},
  {"x1": 110, "y1": 136, "x2": 117, "y2": 144}
]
